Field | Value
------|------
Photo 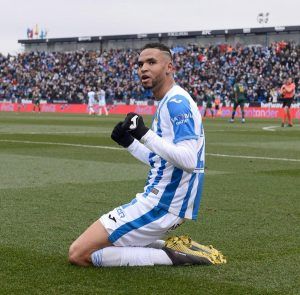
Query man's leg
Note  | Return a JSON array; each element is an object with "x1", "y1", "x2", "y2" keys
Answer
[
  {"x1": 69, "y1": 220, "x2": 112, "y2": 266},
  {"x1": 69, "y1": 199, "x2": 222, "y2": 268},
  {"x1": 241, "y1": 105, "x2": 245, "y2": 123},
  {"x1": 286, "y1": 107, "x2": 293, "y2": 126},
  {"x1": 146, "y1": 240, "x2": 165, "y2": 249},
  {"x1": 91, "y1": 245, "x2": 172, "y2": 267},
  {"x1": 104, "y1": 106, "x2": 108, "y2": 116},
  {"x1": 230, "y1": 104, "x2": 237, "y2": 122},
  {"x1": 282, "y1": 103, "x2": 287, "y2": 126},
  {"x1": 69, "y1": 219, "x2": 222, "y2": 267},
  {"x1": 89, "y1": 106, "x2": 95, "y2": 115},
  {"x1": 69, "y1": 219, "x2": 172, "y2": 267}
]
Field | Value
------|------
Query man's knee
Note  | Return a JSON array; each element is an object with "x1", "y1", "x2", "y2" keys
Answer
[
  {"x1": 68, "y1": 220, "x2": 111, "y2": 266},
  {"x1": 68, "y1": 242, "x2": 90, "y2": 267}
]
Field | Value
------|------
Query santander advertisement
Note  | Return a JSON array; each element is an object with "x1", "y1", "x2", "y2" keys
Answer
[{"x1": 0, "y1": 102, "x2": 299, "y2": 119}]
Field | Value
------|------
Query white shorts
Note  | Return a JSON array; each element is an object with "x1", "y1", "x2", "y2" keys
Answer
[{"x1": 100, "y1": 198, "x2": 184, "y2": 247}]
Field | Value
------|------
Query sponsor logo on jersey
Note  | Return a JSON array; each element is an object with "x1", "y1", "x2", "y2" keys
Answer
[
  {"x1": 169, "y1": 98, "x2": 182, "y2": 104},
  {"x1": 151, "y1": 188, "x2": 159, "y2": 195},
  {"x1": 170, "y1": 112, "x2": 193, "y2": 125}
]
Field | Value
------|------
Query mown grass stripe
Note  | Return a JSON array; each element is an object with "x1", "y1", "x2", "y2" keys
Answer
[
  {"x1": 1, "y1": 139, "x2": 299, "y2": 162},
  {"x1": 0, "y1": 131, "x2": 109, "y2": 134},
  {"x1": 206, "y1": 153, "x2": 300, "y2": 162},
  {"x1": 0, "y1": 139, "x2": 122, "y2": 151}
]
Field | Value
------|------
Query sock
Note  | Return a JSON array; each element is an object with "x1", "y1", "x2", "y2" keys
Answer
[
  {"x1": 231, "y1": 111, "x2": 235, "y2": 119},
  {"x1": 91, "y1": 246, "x2": 172, "y2": 267},
  {"x1": 146, "y1": 239, "x2": 165, "y2": 249},
  {"x1": 104, "y1": 107, "x2": 108, "y2": 116},
  {"x1": 283, "y1": 111, "x2": 286, "y2": 124},
  {"x1": 241, "y1": 110, "x2": 245, "y2": 119},
  {"x1": 287, "y1": 111, "x2": 292, "y2": 125}
]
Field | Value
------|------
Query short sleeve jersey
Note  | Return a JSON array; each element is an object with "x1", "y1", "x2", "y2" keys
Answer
[
  {"x1": 234, "y1": 82, "x2": 247, "y2": 101},
  {"x1": 88, "y1": 91, "x2": 95, "y2": 106},
  {"x1": 205, "y1": 92, "x2": 215, "y2": 107},
  {"x1": 98, "y1": 89, "x2": 106, "y2": 105}
]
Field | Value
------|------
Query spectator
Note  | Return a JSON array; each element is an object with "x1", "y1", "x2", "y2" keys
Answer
[
  {"x1": 280, "y1": 77, "x2": 296, "y2": 127},
  {"x1": 0, "y1": 42, "x2": 299, "y2": 104}
]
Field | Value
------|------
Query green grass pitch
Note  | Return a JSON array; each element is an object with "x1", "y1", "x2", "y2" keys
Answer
[{"x1": 0, "y1": 112, "x2": 299, "y2": 294}]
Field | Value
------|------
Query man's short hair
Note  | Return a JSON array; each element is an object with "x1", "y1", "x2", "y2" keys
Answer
[{"x1": 141, "y1": 43, "x2": 173, "y2": 60}]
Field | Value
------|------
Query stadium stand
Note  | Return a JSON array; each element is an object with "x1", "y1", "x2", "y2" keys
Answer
[{"x1": 0, "y1": 42, "x2": 299, "y2": 105}]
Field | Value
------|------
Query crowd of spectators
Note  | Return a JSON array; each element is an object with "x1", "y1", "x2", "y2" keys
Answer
[{"x1": 0, "y1": 41, "x2": 299, "y2": 105}]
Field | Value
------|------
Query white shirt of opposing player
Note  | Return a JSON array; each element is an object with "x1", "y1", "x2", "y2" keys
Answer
[
  {"x1": 88, "y1": 91, "x2": 96, "y2": 106},
  {"x1": 134, "y1": 85, "x2": 205, "y2": 220},
  {"x1": 98, "y1": 89, "x2": 106, "y2": 106}
]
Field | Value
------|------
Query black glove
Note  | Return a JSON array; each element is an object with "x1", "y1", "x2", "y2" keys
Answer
[
  {"x1": 111, "y1": 122, "x2": 134, "y2": 148},
  {"x1": 121, "y1": 112, "x2": 149, "y2": 140}
]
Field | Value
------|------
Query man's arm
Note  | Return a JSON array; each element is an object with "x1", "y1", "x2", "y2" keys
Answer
[
  {"x1": 127, "y1": 139, "x2": 152, "y2": 166},
  {"x1": 141, "y1": 130, "x2": 198, "y2": 173},
  {"x1": 111, "y1": 122, "x2": 151, "y2": 166},
  {"x1": 121, "y1": 112, "x2": 199, "y2": 173},
  {"x1": 233, "y1": 84, "x2": 237, "y2": 99}
]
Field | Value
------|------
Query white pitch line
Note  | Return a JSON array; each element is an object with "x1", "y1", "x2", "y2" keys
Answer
[
  {"x1": 262, "y1": 126, "x2": 279, "y2": 132},
  {"x1": 0, "y1": 131, "x2": 109, "y2": 134},
  {"x1": 206, "y1": 153, "x2": 300, "y2": 162},
  {"x1": 1, "y1": 139, "x2": 300, "y2": 162},
  {"x1": 0, "y1": 139, "x2": 122, "y2": 150}
]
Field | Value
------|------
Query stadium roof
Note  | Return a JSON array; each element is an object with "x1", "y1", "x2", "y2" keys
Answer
[{"x1": 19, "y1": 25, "x2": 300, "y2": 45}]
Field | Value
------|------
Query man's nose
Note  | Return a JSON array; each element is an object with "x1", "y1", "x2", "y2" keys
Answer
[{"x1": 140, "y1": 64, "x2": 148, "y2": 72}]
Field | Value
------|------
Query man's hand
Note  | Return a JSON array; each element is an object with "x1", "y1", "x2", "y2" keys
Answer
[
  {"x1": 111, "y1": 122, "x2": 134, "y2": 148},
  {"x1": 122, "y1": 113, "x2": 149, "y2": 140}
]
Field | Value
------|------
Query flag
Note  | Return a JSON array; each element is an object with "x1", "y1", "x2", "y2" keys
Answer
[
  {"x1": 34, "y1": 24, "x2": 39, "y2": 37},
  {"x1": 27, "y1": 28, "x2": 31, "y2": 38},
  {"x1": 39, "y1": 30, "x2": 45, "y2": 39}
]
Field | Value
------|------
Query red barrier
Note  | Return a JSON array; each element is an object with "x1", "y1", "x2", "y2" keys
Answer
[{"x1": 1, "y1": 103, "x2": 300, "y2": 119}]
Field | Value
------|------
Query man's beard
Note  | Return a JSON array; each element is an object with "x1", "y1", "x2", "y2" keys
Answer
[
  {"x1": 143, "y1": 84, "x2": 153, "y2": 89},
  {"x1": 142, "y1": 77, "x2": 160, "y2": 90}
]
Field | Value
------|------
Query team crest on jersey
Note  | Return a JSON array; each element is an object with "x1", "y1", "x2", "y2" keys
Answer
[{"x1": 238, "y1": 85, "x2": 245, "y2": 92}]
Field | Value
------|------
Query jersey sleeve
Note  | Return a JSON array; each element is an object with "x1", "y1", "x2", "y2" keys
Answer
[
  {"x1": 141, "y1": 130, "x2": 197, "y2": 173},
  {"x1": 166, "y1": 95, "x2": 198, "y2": 144},
  {"x1": 127, "y1": 139, "x2": 151, "y2": 166}
]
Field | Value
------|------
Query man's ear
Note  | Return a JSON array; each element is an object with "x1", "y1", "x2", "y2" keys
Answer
[{"x1": 166, "y1": 62, "x2": 173, "y2": 75}]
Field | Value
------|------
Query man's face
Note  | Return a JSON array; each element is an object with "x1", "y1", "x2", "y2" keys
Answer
[
  {"x1": 137, "y1": 48, "x2": 172, "y2": 90},
  {"x1": 287, "y1": 78, "x2": 292, "y2": 85}
]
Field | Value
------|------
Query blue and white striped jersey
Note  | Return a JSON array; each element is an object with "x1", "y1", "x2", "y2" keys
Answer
[{"x1": 136, "y1": 85, "x2": 205, "y2": 220}]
